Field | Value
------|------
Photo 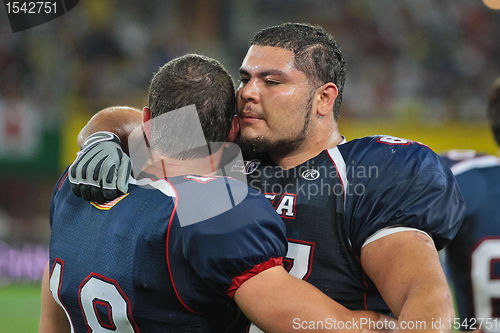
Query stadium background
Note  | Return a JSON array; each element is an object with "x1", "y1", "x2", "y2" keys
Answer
[{"x1": 1, "y1": 0, "x2": 499, "y2": 331}]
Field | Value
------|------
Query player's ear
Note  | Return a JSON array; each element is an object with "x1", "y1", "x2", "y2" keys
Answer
[
  {"x1": 142, "y1": 107, "x2": 152, "y2": 140},
  {"x1": 315, "y1": 82, "x2": 338, "y2": 117},
  {"x1": 227, "y1": 115, "x2": 240, "y2": 143}
]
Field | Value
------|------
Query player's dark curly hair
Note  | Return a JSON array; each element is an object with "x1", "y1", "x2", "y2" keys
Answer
[
  {"x1": 148, "y1": 54, "x2": 235, "y2": 158},
  {"x1": 250, "y1": 22, "x2": 346, "y2": 121},
  {"x1": 488, "y1": 77, "x2": 500, "y2": 147}
]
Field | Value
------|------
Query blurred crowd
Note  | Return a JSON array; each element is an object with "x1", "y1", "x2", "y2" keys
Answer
[
  {"x1": 0, "y1": 0, "x2": 499, "y2": 280},
  {"x1": 255, "y1": 0, "x2": 500, "y2": 121}
]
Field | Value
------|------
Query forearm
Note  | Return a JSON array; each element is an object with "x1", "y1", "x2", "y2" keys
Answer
[
  {"x1": 235, "y1": 266, "x2": 395, "y2": 333},
  {"x1": 397, "y1": 281, "x2": 454, "y2": 332},
  {"x1": 392, "y1": 239, "x2": 455, "y2": 333},
  {"x1": 77, "y1": 106, "x2": 142, "y2": 153}
]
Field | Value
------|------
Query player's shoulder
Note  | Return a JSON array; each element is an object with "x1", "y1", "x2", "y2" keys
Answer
[
  {"x1": 340, "y1": 134, "x2": 432, "y2": 155},
  {"x1": 338, "y1": 135, "x2": 444, "y2": 177},
  {"x1": 184, "y1": 174, "x2": 253, "y2": 189},
  {"x1": 169, "y1": 174, "x2": 278, "y2": 228},
  {"x1": 172, "y1": 174, "x2": 260, "y2": 206},
  {"x1": 340, "y1": 136, "x2": 465, "y2": 253},
  {"x1": 131, "y1": 174, "x2": 253, "y2": 199},
  {"x1": 440, "y1": 149, "x2": 500, "y2": 176},
  {"x1": 52, "y1": 166, "x2": 71, "y2": 195}
]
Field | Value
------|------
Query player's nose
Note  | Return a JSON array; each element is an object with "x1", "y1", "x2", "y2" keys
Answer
[{"x1": 238, "y1": 79, "x2": 259, "y2": 103}]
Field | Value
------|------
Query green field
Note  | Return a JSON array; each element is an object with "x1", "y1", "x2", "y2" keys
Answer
[
  {"x1": 0, "y1": 283, "x2": 41, "y2": 332},
  {"x1": 0, "y1": 282, "x2": 461, "y2": 332}
]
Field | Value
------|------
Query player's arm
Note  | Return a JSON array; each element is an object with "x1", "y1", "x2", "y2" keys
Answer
[
  {"x1": 235, "y1": 265, "x2": 396, "y2": 333},
  {"x1": 342, "y1": 138, "x2": 465, "y2": 332},
  {"x1": 77, "y1": 106, "x2": 142, "y2": 153},
  {"x1": 187, "y1": 187, "x2": 395, "y2": 333},
  {"x1": 38, "y1": 261, "x2": 70, "y2": 333},
  {"x1": 361, "y1": 230, "x2": 454, "y2": 333},
  {"x1": 69, "y1": 106, "x2": 141, "y2": 202}
]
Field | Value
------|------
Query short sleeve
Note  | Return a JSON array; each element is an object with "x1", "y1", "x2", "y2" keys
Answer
[
  {"x1": 183, "y1": 187, "x2": 287, "y2": 297},
  {"x1": 343, "y1": 137, "x2": 465, "y2": 255}
]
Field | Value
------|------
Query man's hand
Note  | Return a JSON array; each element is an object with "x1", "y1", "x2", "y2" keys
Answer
[{"x1": 69, "y1": 131, "x2": 131, "y2": 203}]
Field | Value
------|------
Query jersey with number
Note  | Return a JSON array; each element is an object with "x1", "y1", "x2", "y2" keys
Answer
[
  {"x1": 245, "y1": 135, "x2": 464, "y2": 313},
  {"x1": 49, "y1": 171, "x2": 286, "y2": 333},
  {"x1": 441, "y1": 150, "x2": 500, "y2": 330}
]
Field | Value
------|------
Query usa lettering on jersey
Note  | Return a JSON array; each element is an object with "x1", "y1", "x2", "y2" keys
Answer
[{"x1": 265, "y1": 193, "x2": 296, "y2": 219}]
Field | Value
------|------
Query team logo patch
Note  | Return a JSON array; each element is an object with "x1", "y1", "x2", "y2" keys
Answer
[
  {"x1": 231, "y1": 159, "x2": 260, "y2": 175},
  {"x1": 91, "y1": 193, "x2": 129, "y2": 210},
  {"x1": 301, "y1": 169, "x2": 320, "y2": 180}
]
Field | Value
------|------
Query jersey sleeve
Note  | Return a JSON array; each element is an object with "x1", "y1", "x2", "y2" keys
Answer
[
  {"x1": 439, "y1": 151, "x2": 493, "y2": 217},
  {"x1": 183, "y1": 185, "x2": 287, "y2": 298},
  {"x1": 343, "y1": 136, "x2": 465, "y2": 255},
  {"x1": 49, "y1": 167, "x2": 70, "y2": 228},
  {"x1": 455, "y1": 171, "x2": 486, "y2": 217}
]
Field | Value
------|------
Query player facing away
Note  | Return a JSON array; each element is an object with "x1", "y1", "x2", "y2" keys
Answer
[
  {"x1": 68, "y1": 24, "x2": 466, "y2": 332},
  {"x1": 39, "y1": 55, "x2": 395, "y2": 333},
  {"x1": 440, "y1": 78, "x2": 500, "y2": 333}
]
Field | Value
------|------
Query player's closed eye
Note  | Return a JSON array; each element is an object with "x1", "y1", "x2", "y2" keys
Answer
[{"x1": 265, "y1": 79, "x2": 280, "y2": 85}]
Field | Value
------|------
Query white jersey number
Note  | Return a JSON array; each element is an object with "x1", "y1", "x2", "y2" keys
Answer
[
  {"x1": 49, "y1": 259, "x2": 75, "y2": 333},
  {"x1": 50, "y1": 259, "x2": 137, "y2": 332},
  {"x1": 285, "y1": 240, "x2": 314, "y2": 279},
  {"x1": 249, "y1": 240, "x2": 315, "y2": 333},
  {"x1": 377, "y1": 136, "x2": 410, "y2": 145},
  {"x1": 471, "y1": 238, "x2": 500, "y2": 332}
]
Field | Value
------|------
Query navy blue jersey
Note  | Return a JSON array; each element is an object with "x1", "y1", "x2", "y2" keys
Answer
[
  {"x1": 441, "y1": 150, "x2": 500, "y2": 330},
  {"x1": 49, "y1": 171, "x2": 286, "y2": 333},
  {"x1": 245, "y1": 135, "x2": 464, "y2": 313}
]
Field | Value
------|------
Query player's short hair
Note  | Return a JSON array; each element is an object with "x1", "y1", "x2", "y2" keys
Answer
[
  {"x1": 250, "y1": 22, "x2": 346, "y2": 120},
  {"x1": 148, "y1": 54, "x2": 235, "y2": 158},
  {"x1": 488, "y1": 77, "x2": 500, "y2": 147}
]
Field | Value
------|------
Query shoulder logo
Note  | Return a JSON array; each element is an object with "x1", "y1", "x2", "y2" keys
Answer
[
  {"x1": 231, "y1": 159, "x2": 260, "y2": 175},
  {"x1": 301, "y1": 169, "x2": 320, "y2": 181},
  {"x1": 91, "y1": 193, "x2": 129, "y2": 210}
]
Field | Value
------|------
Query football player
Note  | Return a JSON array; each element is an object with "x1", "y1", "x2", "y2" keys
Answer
[
  {"x1": 69, "y1": 24, "x2": 465, "y2": 332},
  {"x1": 39, "y1": 54, "x2": 394, "y2": 333},
  {"x1": 440, "y1": 78, "x2": 500, "y2": 332}
]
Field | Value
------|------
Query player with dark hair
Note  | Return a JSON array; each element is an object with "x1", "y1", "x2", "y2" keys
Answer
[
  {"x1": 250, "y1": 22, "x2": 345, "y2": 119},
  {"x1": 235, "y1": 23, "x2": 464, "y2": 333},
  {"x1": 68, "y1": 23, "x2": 465, "y2": 332},
  {"x1": 238, "y1": 23, "x2": 345, "y2": 157},
  {"x1": 40, "y1": 54, "x2": 394, "y2": 333},
  {"x1": 440, "y1": 78, "x2": 500, "y2": 332}
]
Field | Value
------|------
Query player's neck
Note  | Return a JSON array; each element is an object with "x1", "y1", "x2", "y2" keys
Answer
[
  {"x1": 270, "y1": 131, "x2": 343, "y2": 170},
  {"x1": 142, "y1": 152, "x2": 221, "y2": 179}
]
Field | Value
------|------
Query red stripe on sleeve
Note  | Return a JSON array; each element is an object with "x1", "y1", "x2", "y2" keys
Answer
[
  {"x1": 58, "y1": 172, "x2": 69, "y2": 191},
  {"x1": 226, "y1": 257, "x2": 283, "y2": 299}
]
